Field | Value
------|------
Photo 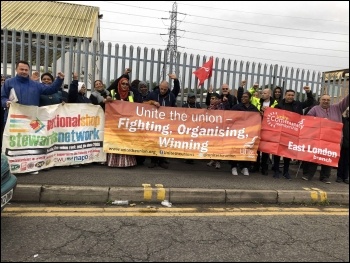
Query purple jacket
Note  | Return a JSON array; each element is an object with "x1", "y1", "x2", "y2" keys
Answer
[{"x1": 307, "y1": 94, "x2": 349, "y2": 123}]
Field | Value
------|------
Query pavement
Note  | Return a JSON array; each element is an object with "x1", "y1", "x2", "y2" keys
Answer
[{"x1": 11, "y1": 158, "x2": 349, "y2": 205}]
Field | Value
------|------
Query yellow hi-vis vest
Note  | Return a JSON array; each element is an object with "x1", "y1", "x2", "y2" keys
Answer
[{"x1": 110, "y1": 90, "x2": 134, "y2": 102}]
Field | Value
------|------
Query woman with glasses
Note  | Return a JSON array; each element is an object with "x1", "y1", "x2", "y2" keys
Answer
[{"x1": 107, "y1": 77, "x2": 137, "y2": 168}]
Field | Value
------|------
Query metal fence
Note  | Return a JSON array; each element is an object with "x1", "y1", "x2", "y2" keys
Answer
[{"x1": 1, "y1": 29, "x2": 348, "y2": 105}]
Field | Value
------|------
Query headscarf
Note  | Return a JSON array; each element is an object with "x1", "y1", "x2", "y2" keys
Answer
[
  {"x1": 78, "y1": 82, "x2": 86, "y2": 94},
  {"x1": 118, "y1": 77, "x2": 129, "y2": 100}
]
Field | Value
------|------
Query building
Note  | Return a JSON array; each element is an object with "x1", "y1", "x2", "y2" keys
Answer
[
  {"x1": 1, "y1": 1, "x2": 102, "y2": 89},
  {"x1": 321, "y1": 68, "x2": 349, "y2": 103}
]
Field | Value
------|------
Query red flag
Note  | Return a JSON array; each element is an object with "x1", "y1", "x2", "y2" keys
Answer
[{"x1": 193, "y1": 57, "x2": 213, "y2": 87}]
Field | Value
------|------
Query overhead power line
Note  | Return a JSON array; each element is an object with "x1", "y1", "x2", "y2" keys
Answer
[
  {"x1": 176, "y1": 2, "x2": 349, "y2": 24},
  {"x1": 102, "y1": 20, "x2": 349, "y2": 43},
  {"x1": 186, "y1": 13, "x2": 349, "y2": 36},
  {"x1": 101, "y1": 27, "x2": 349, "y2": 58}
]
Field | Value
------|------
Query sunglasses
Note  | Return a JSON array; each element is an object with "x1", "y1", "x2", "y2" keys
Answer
[{"x1": 222, "y1": 88, "x2": 228, "y2": 91}]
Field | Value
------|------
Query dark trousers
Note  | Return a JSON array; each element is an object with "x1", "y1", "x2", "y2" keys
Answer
[
  {"x1": 303, "y1": 161, "x2": 332, "y2": 181},
  {"x1": 136, "y1": 156, "x2": 146, "y2": 165},
  {"x1": 151, "y1": 157, "x2": 166, "y2": 164},
  {"x1": 273, "y1": 155, "x2": 290, "y2": 174},
  {"x1": 229, "y1": 160, "x2": 250, "y2": 169},
  {"x1": 337, "y1": 147, "x2": 349, "y2": 181},
  {"x1": 261, "y1": 152, "x2": 269, "y2": 171}
]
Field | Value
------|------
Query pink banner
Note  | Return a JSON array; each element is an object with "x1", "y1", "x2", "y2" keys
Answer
[{"x1": 259, "y1": 107, "x2": 342, "y2": 167}]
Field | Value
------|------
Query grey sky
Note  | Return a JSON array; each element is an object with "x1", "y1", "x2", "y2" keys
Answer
[{"x1": 62, "y1": 1, "x2": 349, "y2": 73}]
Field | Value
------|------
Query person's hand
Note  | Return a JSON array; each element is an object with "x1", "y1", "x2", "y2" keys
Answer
[
  {"x1": 105, "y1": 96, "x2": 113, "y2": 103},
  {"x1": 168, "y1": 73, "x2": 177, "y2": 79},
  {"x1": 57, "y1": 72, "x2": 65, "y2": 79},
  {"x1": 152, "y1": 101, "x2": 160, "y2": 108},
  {"x1": 72, "y1": 72, "x2": 78, "y2": 80},
  {"x1": 31, "y1": 71, "x2": 40, "y2": 81},
  {"x1": 124, "y1": 68, "x2": 131, "y2": 74},
  {"x1": 6, "y1": 101, "x2": 11, "y2": 108},
  {"x1": 222, "y1": 96, "x2": 228, "y2": 102},
  {"x1": 303, "y1": 86, "x2": 311, "y2": 93},
  {"x1": 208, "y1": 84, "x2": 213, "y2": 93}
]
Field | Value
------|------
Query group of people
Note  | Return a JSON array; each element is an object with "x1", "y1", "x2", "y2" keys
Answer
[
  {"x1": 185, "y1": 79, "x2": 348, "y2": 184},
  {"x1": 1, "y1": 60, "x2": 349, "y2": 184}
]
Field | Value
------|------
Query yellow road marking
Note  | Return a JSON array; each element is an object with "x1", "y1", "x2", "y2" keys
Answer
[
  {"x1": 2, "y1": 212, "x2": 348, "y2": 217},
  {"x1": 303, "y1": 187, "x2": 328, "y2": 202},
  {"x1": 2, "y1": 207, "x2": 348, "y2": 217},
  {"x1": 155, "y1": 184, "x2": 165, "y2": 200},
  {"x1": 310, "y1": 191, "x2": 319, "y2": 201},
  {"x1": 142, "y1": 183, "x2": 152, "y2": 200}
]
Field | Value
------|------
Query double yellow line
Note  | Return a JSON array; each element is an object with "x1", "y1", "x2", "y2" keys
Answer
[{"x1": 2, "y1": 206, "x2": 348, "y2": 217}]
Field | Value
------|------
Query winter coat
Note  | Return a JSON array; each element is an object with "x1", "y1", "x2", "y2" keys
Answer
[
  {"x1": 1, "y1": 74, "x2": 63, "y2": 107},
  {"x1": 275, "y1": 92, "x2": 314, "y2": 115},
  {"x1": 68, "y1": 80, "x2": 91, "y2": 103},
  {"x1": 341, "y1": 117, "x2": 349, "y2": 149},
  {"x1": 146, "y1": 89, "x2": 177, "y2": 107}
]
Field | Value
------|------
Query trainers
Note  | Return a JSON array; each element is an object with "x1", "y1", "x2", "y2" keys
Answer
[
  {"x1": 231, "y1": 167, "x2": 238, "y2": 176},
  {"x1": 336, "y1": 177, "x2": 343, "y2": 183},
  {"x1": 283, "y1": 172, "x2": 292, "y2": 180},
  {"x1": 344, "y1": 179, "x2": 349, "y2": 184},
  {"x1": 241, "y1": 168, "x2": 249, "y2": 176},
  {"x1": 273, "y1": 171, "x2": 280, "y2": 179},
  {"x1": 215, "y1": 161, "x2": 221, "y2": 169},
  {"x1": 320, "y1": 178, "x2": 331, "y2": 184},
  {"x1": 29, "y1": 171, "x2": 39, "y2": 175},
  {"x1": 207, "y1": 160, "x2": 215, "y2": 167},
  {"x1": 159, "y1": 162, "x2": 169, "y2": 169},
  {"x1": 302, "y1": 176, "x2": 309, "y2": 181}
]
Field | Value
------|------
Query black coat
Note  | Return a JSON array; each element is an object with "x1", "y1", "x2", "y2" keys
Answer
[
  {"x1": 275, "y1": 92, "x2": 314, "y2": 115},
  {"x1": 341, "y1": 117, "x2": 349, "y2": 149}
]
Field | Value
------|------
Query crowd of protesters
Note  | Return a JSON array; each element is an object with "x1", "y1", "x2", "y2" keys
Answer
[{"x1": 1, "y1": 60, "x2": 349, "y2": 184}]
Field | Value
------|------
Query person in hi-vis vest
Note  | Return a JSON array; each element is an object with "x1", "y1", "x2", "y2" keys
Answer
[{"x1": 107, "y1": 77, "x2": 137, "y2": 168}]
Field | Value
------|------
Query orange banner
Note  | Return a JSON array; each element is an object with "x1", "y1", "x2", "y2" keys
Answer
[
  {"x1": 104, "y1": 101, "x2": 261, "y2": 160},
  {"x1": 259, "y1": 107, "x2": 342, "y2": 167}
]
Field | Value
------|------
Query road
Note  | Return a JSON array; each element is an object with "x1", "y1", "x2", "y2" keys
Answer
[{"x1": 1, "y1": 203, "x2": 349, "y2": 262}]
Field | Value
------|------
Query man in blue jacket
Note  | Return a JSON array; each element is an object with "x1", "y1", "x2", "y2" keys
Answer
[
  {"x1": 1, "y1": 60, "x2": 64, "y2": 108},
  {"x1": 1, "y1": 60, "x2": 65, "y2": 174}
]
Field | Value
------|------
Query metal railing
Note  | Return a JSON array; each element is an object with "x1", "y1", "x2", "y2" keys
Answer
[{"x1": 1, "y1": 29, "x2": 348, "y2": 105}]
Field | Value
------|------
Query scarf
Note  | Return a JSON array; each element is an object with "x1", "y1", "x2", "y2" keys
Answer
[{"x1": 118, "y1": 77, "x2": 129, "y2": 100}]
